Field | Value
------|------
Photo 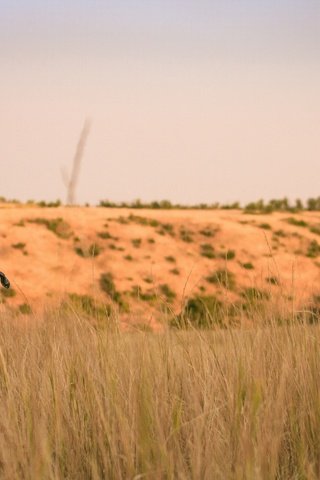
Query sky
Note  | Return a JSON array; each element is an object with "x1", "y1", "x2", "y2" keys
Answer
[{"x1": 1, "y1": 0, "x2": 319, "y2": 205}]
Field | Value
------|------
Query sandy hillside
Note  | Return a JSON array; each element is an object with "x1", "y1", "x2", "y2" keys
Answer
[{"x1": 1, "y1": 204, "x2": 320, "y2": 326}]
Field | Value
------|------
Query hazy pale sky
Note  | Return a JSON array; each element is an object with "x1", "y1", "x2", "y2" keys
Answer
[{"x1": 1, "y1": 0, "x2": 319, "y2": 204}]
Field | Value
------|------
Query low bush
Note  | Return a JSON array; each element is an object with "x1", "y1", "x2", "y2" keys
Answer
[
  {"x1": 200, "y1": 243, "x2": 215, "y2": 259},
  {"x1": 206, "y1": 269, "x2": 236, "y2": 289}
]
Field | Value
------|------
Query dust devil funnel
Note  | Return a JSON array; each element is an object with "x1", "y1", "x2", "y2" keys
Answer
[{"x1": 0, "y1": 272, "x2": 10, "y2": 289}]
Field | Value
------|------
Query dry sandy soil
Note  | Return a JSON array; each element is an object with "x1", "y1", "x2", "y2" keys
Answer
[{"x1": 1, "y1": 203, "x2": 320, "y2": 327}]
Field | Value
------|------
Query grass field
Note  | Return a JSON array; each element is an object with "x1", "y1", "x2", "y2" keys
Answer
[{"x1": 0, "y1": 309, "x2": 319, "y2": 479}]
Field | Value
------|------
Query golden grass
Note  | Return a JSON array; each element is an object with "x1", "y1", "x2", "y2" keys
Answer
[{"x1": 0, "y1": 310, "x2": 319, "y2": 479}]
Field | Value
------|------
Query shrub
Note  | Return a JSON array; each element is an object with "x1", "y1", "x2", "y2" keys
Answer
[
  {"x1": 200, "y1": 244, "x2": 215, "y2": 259},
  {"x1": 99, "y1": 273, "x2": 127, "y2": 310},
  {"x1": 219, "y1": 250, "x2": 236, "y2": 260},
  {"x1": 310, "y1": 226, "x2": 320, "y2": 236},
  {"x1": 75, "y1": 244, "x2": 101, "y2": 258},
  {"x1": 286, "y1": 217, "x2": 308, "y2": 228},
  {"x1": 68, "y1": 293, "x2": 109, "y2": 317},
  {"x1": 124, "y1": 255, "x2": 133, "y2": 261},
  {"x1": 274, "y1": 229, "x2": 287, "y2": 238},
  {"x1": 18, "y1": 303, "x2": 32, "y2": 315},
  {"x1": 170, "y1": 268, "x2": 180, "y2": 275},
  {"x1": 180, "y1": 227, "x2": 193, "y2": 243},
  {"x1": 132, "y1": 239, "x2": 142, "y2": 248},
  {"x1": 13, "y1": 220, "x2": 25, "y2": 227},
  {"x1": 148, "y1": 238, "x2": 155, "y2": 244},
  {"x1": 307, "y1": 240, "x2": 320, "y2": 258},
  {"x1": 131, "y1": 285, "x2": 157, "y2": 302},
  {"x1": 12, "y1": 242, "x2": 26, "y2": 250},
  {"x1": 199, "y1": 228, "x2": 216, "y2": 237},
  {"x1": 241, "y1": 287, "x2": 269, "y2": 301},
  {"x1": 206, "y1": 269, "x2": 236, "y2": 289},
  {"x1": 28, "y1": 217, "x2": 72, "y2": 239},
  {"x1": 165, "y1": 256, "x2": 176, "y2": 263},
  {"x1": 97, "y1": 231, "x2": 113, "y2": 240},
  {"x1": 241, "y1": 262, "x2": 254, "y2": 270},
  {"x1": 171, "y1": 295, "x2": 224, "y2": 329},
  {"x1": 258, "y1": 223, "x2": 271, "y2": 230},
  {"x1": 266, "y1": 276, "x2": 279, "y2": 285},
  {"x1": 161, "y1": 223, "x2": 175, "y2": 236},
  {"x1": 1, "y1": 288, "x2": 16, "y2": 300},
  {"x1": 159, "y1": 284, "x2": 176, "y2": 302}
]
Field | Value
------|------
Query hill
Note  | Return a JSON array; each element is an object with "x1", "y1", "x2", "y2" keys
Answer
[{"x1": 1, "y1": 204, "x2": 320, "y2": 328}]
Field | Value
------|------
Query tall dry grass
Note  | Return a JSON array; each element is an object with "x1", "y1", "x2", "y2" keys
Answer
[{"x1": 0, "y1": 310, "x2": 319, "y2": 479}]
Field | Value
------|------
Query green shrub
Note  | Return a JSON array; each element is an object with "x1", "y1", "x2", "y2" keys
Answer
[
  {"x1": 310, "y1": 226, "x2": 320, "y2": 236},
  {"x1": 241, "y1": 287, "x2": 269, "y2": 301},
  {"x1": 75, "y1": 243, "x2": 101, "y2": 258},
  {"x1": 219, "y1": 249, "x2": 236, "y2": 260},
  {"x1": 179, "y1": 227, "x2": 193, "y2": 243},
  {"x1": 200, "y1": 243, "x2": 215, "y2": 259},
  {"x1": 170, "y1": 268, "x2": 180, "y2": 275},
  {"x1": 241, "y1": 262, "x2": 254, "y2": 270},
  {"x1": 1, "y1": 288, "x2": 16, "y2": 299},
  {"x1": 159, "y1": 284, "x2": 176, "y2": 302},
  {"x1": 266, "y1": 276, "x2": 279, "y2": 285},
  {"x1": 97, "y1": 231, "x2": 113, "y2": 240},
  {"x1": 68, "y1": 294, "x2": 108, "y2": 317},
  {"x1": 274, "y1": 230, "x2": 287, "y2": 237},
  {"x1": 206, "y1": 269, "x2": 236, "y2": 289},
  {"x1": 124, "y1": 255, "x2": 133, "y2": 261},
  {"x1": 131, "y1": 285, "x2": 157, "y2": 302},
  {"x1": 99, "y1": 273, "x2": 127, "y2": 311},
  {"x1": 199, "y1": 228, "x2": 216, "y2": 237},
  {"x1": 258, "y1": 223, "x2": 271, "y2": 230},
  {"x1": 286, "y1": 217, "x2": 308, "y2": 228},
  {"x1": 132, "y1": 238, "x2": 142, "y2": 248},
  {"x1": 18, "y1": 303, "x2": 32, "y2": 315},
  {"x1": 307, "y1": 240, "x2": 320, "y2": 258},
  {"x1": 12, "y1": 242, "x2": 26, "y2": 250},
  {"x1": 28, "y1": 217, "x2": 72, "y2": 239},
  {"x1": 13, "y1": 220, "x2": 25, "y2": 227},
  {"x1": 165, "y1": 256, "x2": 176, "y2": 263},
  {"x1": 171, "y1": 295, "x2": 224, "y2": 329}
]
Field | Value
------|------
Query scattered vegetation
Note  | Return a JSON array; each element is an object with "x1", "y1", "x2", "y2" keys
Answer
[
  {"x1": 242, "y1": 287, "x2": 270, "y2": 301},
  {"x1": 97, "y1": 231, "x2": 114, "y2": 240},
  {"x1": 273, "y1": 229, "x2": 287, "y2": 237},
  {"x1": 99, "y1": 273, "x2": 127, "y2": 310},
  {"x1": 258, "y1": 223, "x2": 271, "y2": 230},
  {"x1": 130, "y1": 285, "x2": 157, "y2": 302},
  {"x1": 241, "y1": 262, "x2": 254, "y2": 270},
  {"x1": 131, "y1": 238, "x2": 142, "y2": 248},
  {"x1": 219, "y1": 249, "x2": 236, "y2": 260},
  {"x1": 199, "y1": 227, "x2": 216, "y2": 237},
  {"x1": 27, "y1": 217, "x2": 72, "y2": 239},
  {"x1": 68, "y1": 293, "x2": 108, "y2": 317},
  {"x1": 206, "y1": 269, "x2": 236, "y2": 289},
  {"x1": 165, "y1": 255, "x2": 176, "y2": 263},
  {"x1": 169, "y1": 268, "x2": 180, "y2": 275},
  {"x1": 179, "y1": 227, "x2": 193, "y2": 243},
  {"x1": 18, "y1": 303, "x2": 32, "y2": 314},
  {"x1": 200, "y1": 243, "x2": 215, "y2": 259},
  {"x1": 307, "y1": 240, "x2": 320, "y2": 258},
  {"x1": 171, "y1": 295, "x2": 225, "y2": 328},
  {"x1": 12, "y1": 242, "x2": 26, "y2": 250},
  {"x1": 0, "y1": 287, "x2": 16, "y2": 300},
  {"x1": 285, "y1": 217, "x2": 309, "y2": 228},
  {"x1": 74, "y1": 243, "x2": 102, "y2": 258},
  {"x1": 266, "y1": 276, "x2": 280, "y2": 286},
  {"x1": 159, "y1": 284, "x2": 176, "y2": 302}
]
